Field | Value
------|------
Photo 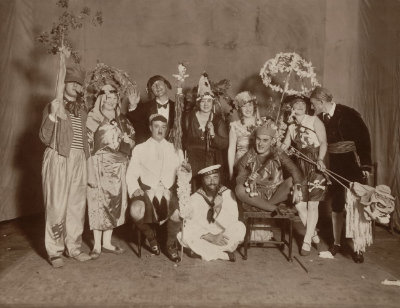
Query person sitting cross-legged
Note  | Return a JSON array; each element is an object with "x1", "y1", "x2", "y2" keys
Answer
[
  {"x1": 235, "y1": 122, "x2": 304, "y2": 214},
  {"x1": 126, "y1": 114, "x2": 190, "y2": 262},
  {"x1": 178, "y1": 164, "x2": 245, "y2": 262}
]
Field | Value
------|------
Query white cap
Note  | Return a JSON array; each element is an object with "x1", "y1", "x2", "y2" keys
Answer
[{"x1": 198, "y1": 164, "x2": 221, "y2": 176}]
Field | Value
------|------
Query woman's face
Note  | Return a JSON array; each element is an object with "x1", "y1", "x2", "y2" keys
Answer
[
  {"x1": 292, "y1": 100, "x2": 307, "y2": 116},
  {"x1": 101, "y1": 85, "x2": 118, "y2": 111},
  {"x1": 199, "y1": 97, "x2": 213, "y2": 113},
  {"x1": 240, "y1": 102, "x2": 255, "y2": 118}
]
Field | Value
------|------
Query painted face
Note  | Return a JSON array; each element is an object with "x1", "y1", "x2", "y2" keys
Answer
[
  {"x1": 150, "y1": 120, "x2": 167, "y2": 142},
  {"x1": 310, "y1": 98, "x2": 324, "y2": 115},
  {"x1": 240, "y1": 102, "x2": 255, "y2": 118},
  {"x1": 64, "y1": 82, "x2": 82, "y2": 99},
  {"x1": 151, "y1": 80, "x2": 168, "y2": 98},
  {"x1": 255, "y1": 134, "x2": 273, "y2": 155},
  {"x1": 292, "y1": 100, "x2": 307, "y2": 116},
  {"x1": 199, "y1": 97, "x2": 213, "y2": 113},
  {"x1": 101, "y1": 84, "x2": 118, "y2": 111},
  {"x1": 202, "y1": 173, "x2": 220, "y2": 194}
]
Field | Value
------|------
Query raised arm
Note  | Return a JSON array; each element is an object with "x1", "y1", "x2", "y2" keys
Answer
[{"x1": 39, "y1": 48, "x2": 70, "y2": 145}]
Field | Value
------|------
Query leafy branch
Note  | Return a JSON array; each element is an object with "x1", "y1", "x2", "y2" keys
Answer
[{"x1": 37, "y1": 0, "x2": 103, "y2": 63}]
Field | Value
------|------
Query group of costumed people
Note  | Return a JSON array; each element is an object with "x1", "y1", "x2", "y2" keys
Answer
[{"x1": 40, "y1": 47, "x2": 395, "y2": 269}]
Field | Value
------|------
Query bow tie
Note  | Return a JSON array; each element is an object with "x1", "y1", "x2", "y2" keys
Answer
[
  {"x1": 323, "y1": 113, "x2": 331, "y2": 122},
  {"x1": 157, "y1": 102, "x2": 168, "y2": 109}
]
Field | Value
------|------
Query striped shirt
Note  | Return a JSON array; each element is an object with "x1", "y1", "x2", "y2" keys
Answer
[{"x1": 70, "y1": 113, "x2": 84, "y2": 150}]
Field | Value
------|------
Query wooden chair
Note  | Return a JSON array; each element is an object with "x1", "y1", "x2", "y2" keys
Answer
[
  {"x1": 137, "y1": 228, "x2": 142, "y2": 258},
  {"x1": 242, "y1": 205, "x2": 298, "y2": 262}
]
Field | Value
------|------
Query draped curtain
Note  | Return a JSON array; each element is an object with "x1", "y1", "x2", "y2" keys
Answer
[{"x1": 0, "y1": 0, "x2": 398, "y2": 221}]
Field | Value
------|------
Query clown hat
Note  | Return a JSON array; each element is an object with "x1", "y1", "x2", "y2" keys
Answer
[{"x1": 196, "y1": 73, "x2": 215, "y2": 101}]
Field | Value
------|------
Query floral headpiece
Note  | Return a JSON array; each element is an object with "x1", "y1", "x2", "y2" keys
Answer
[
  {"x1": 254, "y1": 120, "x2": 278, "y2": 138},
  {"x1": 233, "y1": 91, "x2": 257, "y2": 109},
  {"x1": 84, "y1": 62, "x2": 137, "y2": 109}
]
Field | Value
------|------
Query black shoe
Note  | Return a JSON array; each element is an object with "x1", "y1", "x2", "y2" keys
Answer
[
  {"x1": 329, "y1": 244, "x2": 341, "y2": 256},
  {"x1": 225, "y1": 251, "x2": 236, "y2": 262},
  {"x1": 188, "y1": 249, "x2": 201, "y2": 259},
  {"x1": 352, "y1": 251, "x2": 364, "y2": 263},
  {"x1": 149, "y1": 239, "x2": 160, "y2": 255},
  {"x1": 167, "y1": 245, "x2": 181, "y2": 262}
]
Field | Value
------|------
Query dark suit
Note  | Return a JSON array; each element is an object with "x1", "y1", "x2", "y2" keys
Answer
[
  {"x1": 127, "y1": 99, "x2": 175, "y2": 144},
  {"x1": 319, "y1": 104, "x2": 372, "y2": 212}
]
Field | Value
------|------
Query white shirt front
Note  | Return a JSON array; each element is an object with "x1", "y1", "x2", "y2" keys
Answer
[
  {"x1": 325, "y1": 102, "x2": 336, "y2": 118},
  {"x1": 156, "y1": 98, "x2": 170, "y2": 122},
  {"x1": 126, "y1": 137, "x2": 183, "y2": 196}
]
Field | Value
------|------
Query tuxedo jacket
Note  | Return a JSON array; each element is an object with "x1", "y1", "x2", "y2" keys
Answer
[{"x1": 127, "y1": 99, "x2": 175, "y2": 145}]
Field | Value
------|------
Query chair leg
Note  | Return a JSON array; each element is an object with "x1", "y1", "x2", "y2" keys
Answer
[
  {"x1": 137, "y1": 229, "x2": 142, "y2": 258},
  {"x1": 243, "y1": 217, "x2": 251, "y2": 260},
  {"x1": 288, "y1": 218, "x2": 293, "y2": 262}
]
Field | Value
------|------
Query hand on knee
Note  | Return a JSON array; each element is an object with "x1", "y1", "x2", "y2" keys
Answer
[
  {"x1": 169, "y1": 209, "x2": 180, "y2": 222},
  {"x1": 130, "y1": 201, "x2": 145, "y2": 221}
]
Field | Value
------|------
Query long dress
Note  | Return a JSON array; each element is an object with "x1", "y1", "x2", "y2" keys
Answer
[
  {"x1": 86, "y1": 111, "x2": 135, "y2": 230},
  {"x1": 287, "y1": 114, "x2": 326, "y2": 201},
  {"x1": 230, "y1": 120, "x2": 255, "y2": 165},
  {"x1": 184, "y1": 111, "x2": 229, "y2": 184}
]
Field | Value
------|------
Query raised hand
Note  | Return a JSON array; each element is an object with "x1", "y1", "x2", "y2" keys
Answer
[
  {"x1": 128, "y1": 88, "x2": 140, "y2": 111},
  {"x1": 50, "y1": 98, "x2": 61, "y2": 117}
]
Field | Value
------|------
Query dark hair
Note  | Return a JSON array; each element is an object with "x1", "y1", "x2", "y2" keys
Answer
[
  {"x1": 310, "y1": 86, "x2": 333, "y2": 102},
  {"x1": 146, "y1": 75, "x2": 172, "y2": 96}
]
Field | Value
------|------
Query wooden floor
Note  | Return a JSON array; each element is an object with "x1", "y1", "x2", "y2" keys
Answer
[{"x1": 1, "y1": 214, "x2": 400, "y2": 307}]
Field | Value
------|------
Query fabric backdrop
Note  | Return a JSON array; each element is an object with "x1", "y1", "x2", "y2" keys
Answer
[{"x1": 0, "y1": 0, "x2": 398, "y2": 221}]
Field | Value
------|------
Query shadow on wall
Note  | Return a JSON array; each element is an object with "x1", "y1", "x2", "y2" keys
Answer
[{"x1": 11, "y1": 29, "x2": 52, "y2": 258}]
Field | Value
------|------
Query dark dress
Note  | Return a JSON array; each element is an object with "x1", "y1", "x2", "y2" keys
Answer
[
  {"x1": 319, "y1": 104, "x2": 372, "y2": 212},
  {"x1": 183, "y1": 110, "x2": 229, "y2": 188}
]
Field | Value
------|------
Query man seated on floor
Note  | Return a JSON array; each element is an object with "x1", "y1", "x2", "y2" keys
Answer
[
  {"x1": 235, "y1": 122, "x2": 304, "y2": 213},
  {"x1": 178, "y1": 164, "x2": 245, "y2": 262},
  {"x1": 126, "y1": 114, "x2": 190, "y2": 262}
]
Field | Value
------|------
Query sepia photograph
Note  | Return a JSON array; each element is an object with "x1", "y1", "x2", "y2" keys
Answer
[{"x1": 0, "y1": 0, "x2": 399, "y2": 307}]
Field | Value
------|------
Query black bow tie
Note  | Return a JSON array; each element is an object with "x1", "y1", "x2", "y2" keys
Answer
[{"x1": 157, "y1": 102, "x2": 168, "y2": 109}]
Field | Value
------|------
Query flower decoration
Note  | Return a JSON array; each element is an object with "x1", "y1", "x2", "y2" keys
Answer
[
  {"x1": 84, "y1": 63, "x2": 137, "y2": 109},
  {"x1": 37, "y1": 0, "x2": 103, "y2": 63},
  {"x1": 177, "y1": 166, "x2": 192, "y2": 219},
  {"x1": 260, "y1": 52, "x2": 320, "y2": 96}
]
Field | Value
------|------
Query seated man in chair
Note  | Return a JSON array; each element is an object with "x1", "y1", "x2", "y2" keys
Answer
[
  {"x1": 126, "y1": 114, "x2": 190, "y2": 262},
  {"x1": 179, "y1": 164, "x2": 245, "y2": 262},
  {"x1": 235, "y1": 122, "x2": 304, "y2": 213}
]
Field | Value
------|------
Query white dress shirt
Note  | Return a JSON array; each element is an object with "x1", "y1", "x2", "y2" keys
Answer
[
  {"x1": 156, "y1": 98, "x2": 170, "y2": 122},
  {"x1": 126, "y1": 137, "x2": 183, "y2": 197}
]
